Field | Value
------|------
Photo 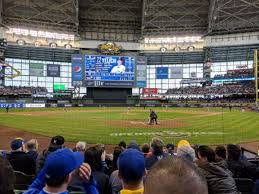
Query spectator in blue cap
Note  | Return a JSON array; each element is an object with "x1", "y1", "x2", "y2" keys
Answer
[
  {"x1": 7, "y1": 138, "x2": 36, "y2": 175},
  {"x1": 24, "y1": 148, "x2": 99, "y2": 194},
  {"x1": 118, "y1": 148, "x2": 145, "y2": 194}
]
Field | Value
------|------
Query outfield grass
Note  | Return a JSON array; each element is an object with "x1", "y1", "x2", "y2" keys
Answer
[{"x1": 0, "y1": 107, "x2": 258, "y2": 145}]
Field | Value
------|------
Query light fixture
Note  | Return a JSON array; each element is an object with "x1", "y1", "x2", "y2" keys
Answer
[
  {"x1": 64, "y1": 44, "x2": 72, "y2": 49},
  {"x1": 174, "y1": 46, "x2": 181, "y2": 52},
  {"x1": 34, "y1": 41, "x2": 40, "y2": 47},
  {"x1": 160, "y1": 47, "x2": 167, "y2": 52},
  {"x1": 6, "y1": 28, "x2": 75, "y2": 40},
  {"x1": 187, "y1": 46, "x2": 195, "y2": 51},
  {"x1": 17, "y1": 39, "x2": 25, "y2": 46},
  {"x1": 50, "y1": 42, "x2": 57, "y2": 48}
]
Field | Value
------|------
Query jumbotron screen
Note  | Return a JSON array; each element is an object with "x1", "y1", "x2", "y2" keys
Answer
[{"x1": 85, "y1": 55, "x2": 135, "y2": 87}]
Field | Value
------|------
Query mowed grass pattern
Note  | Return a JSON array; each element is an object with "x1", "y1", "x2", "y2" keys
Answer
[{"x1": 0, "y1": 107, "x2": 258, "y2": 145}]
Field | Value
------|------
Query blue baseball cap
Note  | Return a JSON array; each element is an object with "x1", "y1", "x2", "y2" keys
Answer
[
  {"x1": 10, "y1": 138, "x2": 24, "y2": 150},
  {"x1": 118, "y1": 148, "x2": 145, "y2": 182},
  {"x1": 43, "y1": 148, "x2": 83, "y2": 179}
]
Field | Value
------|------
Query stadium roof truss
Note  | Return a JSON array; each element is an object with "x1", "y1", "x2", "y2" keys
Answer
[
  {"x1": 1, "y1": 0, "x2": 259, "y2": 42},
  {"x1": 208, "y1": 0, "x2": 259, "y2": 35},
  {"x1": 2, "y1": 0, "x2": 79, "y2": 33}
]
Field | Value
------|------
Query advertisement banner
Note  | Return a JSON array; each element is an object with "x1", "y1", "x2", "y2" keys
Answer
[
  {"x1": 29, "y1": 63, "x2": 44, "y2": 76},
  {"x1": 47, "y1": 64, "x2": 60, "y2": 77},
  {"x1": 156, "y1": 67, "x2": 168, "y2": 79},
  {"x1": 72, "y1": 55, "x2": 83, "y2": 86},
  {"x1": 53, "y1": 84, "x2": 66, "y2": 91},
  {"x1": 136, "y1": 56, "x2": 147, "y2": 88},
  {"x1": 0, "y1": 103, "x2": 24, "y2": 108},
  {"x1": 143, "y1": 88, "x2": 158, "y2": 95},
  {"x1": 25, "y1": 104, "x2": 45, "y2": 108},
  {"x1": 171, "y1": 67, "x2": 183, "y2": 79}
]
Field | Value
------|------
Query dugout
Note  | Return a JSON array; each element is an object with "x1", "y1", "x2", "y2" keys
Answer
[{"x1": 85, "y1": 87, "x2": 132, "y2": 103}]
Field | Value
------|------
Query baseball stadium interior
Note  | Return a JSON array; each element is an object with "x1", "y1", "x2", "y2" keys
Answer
[{"x1": 1, "y1": 0, "x2": 259, "y2": 194}]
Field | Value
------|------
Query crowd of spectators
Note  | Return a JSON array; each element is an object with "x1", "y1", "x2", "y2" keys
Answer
[
  {"x1": 0, "y1": 86, "x2": 48, "y2": 96},
  {"x1": 214, "y1": 69, "x2": 254, "y2": 80},
  {"x1": 169, "y1": 96, "x2": 256, "y2": 104},
  {"x1": 166, "y1": 83, "x2": 255, "y2": 95},
  {"x1": 1, "y1": 136, "x2": 259, "y2": 194}
]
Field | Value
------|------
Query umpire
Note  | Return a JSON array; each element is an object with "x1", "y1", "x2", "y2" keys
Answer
[{"x1": 149, "y1": 109, "x2": 158, "y2": 125}]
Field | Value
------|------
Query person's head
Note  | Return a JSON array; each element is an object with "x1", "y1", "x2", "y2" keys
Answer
[
  {"x1": 26, "y1": 139, "x2": 39, "y2": 151},
  {"x1": 215, "y1": 145, "x2": 226, "y2": 161},
  {"x1": 127, "y1": 140, "x2": 140, "y2": 151},
  {"x1": 48, "y1": 135, "x2": 65, "y2": 152},
  {"x1": 142, "y1": 143, "x2": 150, "y2": 154},
  {"x1": 0, "y1": 156, "x2": 15, "y2": 193},
  {"x1": 177, "y1": 145, "x2": 196, "y2": 162},
  {"x1": 118, "y1": 149, "x2": 145, "y2": 190},
  {"x1": 75, "y1": 141, "x2": 86, "y2": 152},
  {"x1": 117, "y1": 57, "x2": 123, "y2": 66},
  {"x1": 10, "y1": 138, "x2": 25, "y2": 151},
  {"x1": 118, "y1": 141, "x2": 127, "y2": 151},
  {"x1": 197, "y1": 145, "x2": 215, "y2": 163},
  {"x1": 151, "y1": 137, "x2": 164, "y2": 156},
  {"x1": 43, "y1": 148, "x2": 83, "y2": 189},
  {"x1": 84, "y1": 146, "x2": 102, "y2": 171},
  {"x1": 227, "y1": 144, "x2": 241, "y2": 161},
  {"x1": 166, "y1": 143, "x2": 174, "y2": 154},
  {"x1": 112, "y1": 146, "x2": 123, "y2": 171},
  {"x1": 177, "y1": 140, "x2": 191, "y2": 148},
  {"x1": 144, "y1": 157, "x2": 208, "y2": 194}
]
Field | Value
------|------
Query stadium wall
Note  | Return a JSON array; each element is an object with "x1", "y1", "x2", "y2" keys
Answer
[{"x1": 2, "y1": 44, "x2": 259, "y2": 96}]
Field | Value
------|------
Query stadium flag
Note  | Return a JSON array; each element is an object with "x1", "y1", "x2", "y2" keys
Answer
[
  {"x1": 47, "y1": 64, "x2": 60, "y2": 77},
  {"x1": 170, "y1": 67, "x2": 183, "y2": 79},
  {"x1": 72, "y1": 55, "x2": 83, "y2": 86},
  {"x1": 136, "y1": 56, "x2": 147, "y2": 88},
  {"x1": 156, "y1": 67, "x2": 168, "y2": 79},
  {"x1": 29, "y1": 63, "x2": 44, "y2": 76}
]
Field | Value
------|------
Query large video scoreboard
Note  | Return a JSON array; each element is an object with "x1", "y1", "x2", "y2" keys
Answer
[
  {"x1": 72, "y1": 55, "x2": 147, "y2": 88},
  {"x1": 85, "y1": 55, "x2": 135, "y2": 87}
]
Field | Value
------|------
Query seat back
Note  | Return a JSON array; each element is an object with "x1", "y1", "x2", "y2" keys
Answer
[
  {"x1": 14, "y1": 171, "x2": 34, "y2": 190},
  {"x1": 235, "y1": 178, "x2": 254, "y2": 194}
]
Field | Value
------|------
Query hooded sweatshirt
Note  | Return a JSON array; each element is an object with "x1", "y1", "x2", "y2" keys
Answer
[{"x1": 198, "y1": 161, "x2": 238, "y2": 194}]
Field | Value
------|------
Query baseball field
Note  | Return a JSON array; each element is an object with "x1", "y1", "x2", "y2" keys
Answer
[{"x1": 0, "y1": 107, "x2": 258, "y2": 146}]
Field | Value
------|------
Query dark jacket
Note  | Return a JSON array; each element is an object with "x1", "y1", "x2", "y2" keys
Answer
[
  {"x1": 27, "y1": 151, "x2": 39, "y2": 162},
  {"x1": 92, "y1": 171, "x2": 110, "y2": 194},
  {"x1": 7, "y1": 151, "x2": 36, "y2": 175},
  {"x1": 145, "y1": 153, "x2": 167, "y2": 170},
  {"x1": 69, "y1": 171, "x2": 110, "y2": 194},
  {"x1": 198, "y1": 161, "x2": 238, "y2": 194},
  {"x1": 36, "y1": 149, "x2": 50, "y2": 174},
  {"x1": 0, "y1": 156, "x2": 15, "y2": 194},
  {"x1": 36, "y1": 146, "x2": 62, "y2": 174},
  {"x1": 227, "y1": 159, "x2": 256, "y2": 180}
]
